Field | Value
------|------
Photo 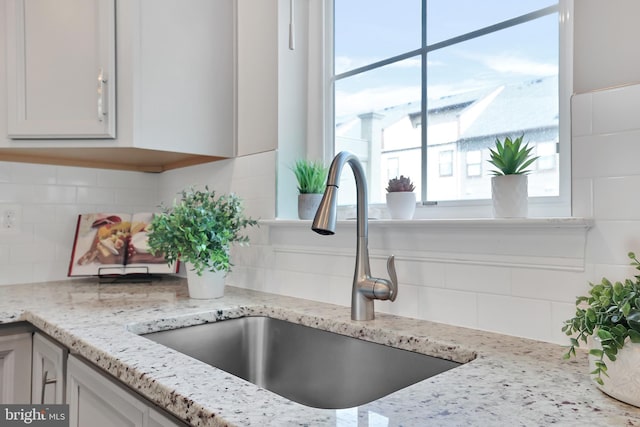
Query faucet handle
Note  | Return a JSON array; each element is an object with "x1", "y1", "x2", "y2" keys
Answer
[{"x1": 387, "y1": 255, "x2": 398, "y2": 301}]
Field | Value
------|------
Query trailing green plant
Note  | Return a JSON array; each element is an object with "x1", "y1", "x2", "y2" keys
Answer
[
  {"x1": 147, "y1": 186, "x2": 257, "y2": 276},
  {"x1": 488, "y1": 134, "x2": 539, "y2": 175},
  {"x1": 292, "y1": 160, "x2": 328, "y2": 194},
  {"x1": 563, "y1": 251, "x2": 640, "y2": 385},
  {"x1": 386, "y1": 175, "x2": 415, "y2": 192}
]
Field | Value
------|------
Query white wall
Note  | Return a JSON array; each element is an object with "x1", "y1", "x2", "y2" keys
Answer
[{"x1": 0, "y1": 162, "x2": 160, "y2": 285}]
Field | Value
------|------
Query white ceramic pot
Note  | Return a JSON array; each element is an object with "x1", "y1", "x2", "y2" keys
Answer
[
  {"x1": 589, "y1": 339, "x2": 640, "y2": 408},
  {"x1": 185, "y1": 264, "x2": 226, "y2": 299},
  {"x1": 386, "y1": 192, "x2": 416, "y2": 219},
  {"x1": 298, "y1": 193, "x2": 323, "y2": 220},
  {"x1": 491, "y1": 174, "x2": 528, "y2": 218}
]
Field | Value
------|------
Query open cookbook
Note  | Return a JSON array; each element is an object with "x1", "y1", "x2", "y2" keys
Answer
[{"x1": 68, "y1": 213, "x2": 178, "y2": 277}]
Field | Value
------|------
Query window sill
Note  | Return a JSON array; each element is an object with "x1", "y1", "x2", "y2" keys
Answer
[{"x1": 262, "y1": 217, "x2": 593, "y2": 271}]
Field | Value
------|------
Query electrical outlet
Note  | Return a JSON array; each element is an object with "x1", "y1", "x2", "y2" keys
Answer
[{"x1": 0, "y1": 204, "x2": 21, "y2": 233}]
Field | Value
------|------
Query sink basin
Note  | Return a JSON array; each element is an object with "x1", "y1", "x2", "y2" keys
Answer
[{"x1": 142, "y1": 316, "x2": 460, "y2": 409}]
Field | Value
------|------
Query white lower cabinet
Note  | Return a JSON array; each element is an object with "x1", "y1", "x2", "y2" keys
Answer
[
  {"x1": 67, "y1": 355, "x2": 184, "y2": 427},
  {"x1": 31, "y1": 332, "x2": 68, "y2": 404},
  {"x1": 0, "y1": 331, "x2": 32, "y2": 403}
]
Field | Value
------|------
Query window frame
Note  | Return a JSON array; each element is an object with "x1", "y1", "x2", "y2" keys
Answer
[{"x1": 324, "y1": 0, "x2": 574, "y2": 218}]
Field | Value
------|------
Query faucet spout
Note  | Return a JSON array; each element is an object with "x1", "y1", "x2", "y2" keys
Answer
[{"x1": 312, "y1": 151, "x2": 398, "y2": 321}]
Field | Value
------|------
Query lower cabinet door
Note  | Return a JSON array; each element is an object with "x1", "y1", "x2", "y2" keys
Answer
[
  {"x1": 66, "y1": 355, "x2": 184, "y2": 427},
  {"x1": 32, "y1": 332, "x2": 68, "y2": 404},
  {"x1": 0, "y1": 332, "x2": 32, "y2": 404}
]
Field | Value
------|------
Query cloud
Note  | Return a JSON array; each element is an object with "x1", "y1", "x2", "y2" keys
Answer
[
  {"x1": 476, "y1": 53, "x2": 557, "y2": 76},
  {"x1": 335, "y1": 85, "x2": 421, "y2": 117},
  {"x1": 335, "y1": 55, "x2": 422, "y2": 75}
]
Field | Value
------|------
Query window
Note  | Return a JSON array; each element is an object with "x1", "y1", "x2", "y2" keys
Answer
[
  {"x1": 439, "y1": 150, "x2": 453, "y2": 177},
  {"x1": 332, "y1": 0, "x2": 571, "y2": 212},
  {"x1": 466, "y1": 150, "x2": 482, "y2": 178}
]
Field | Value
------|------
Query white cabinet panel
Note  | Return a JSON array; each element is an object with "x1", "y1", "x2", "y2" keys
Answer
[
  {"x1": 32, "y1": 332, "x2": 68, "y2": 404},
  {"x1": 0, "y1": 332, "x2": 32, "y2": 404},
  {"x1": 67, "y1": 355, "x2": 184, "y2": 427},
  {"x1": 6, "y1": 0, "x2": 116, "y2": 139}
]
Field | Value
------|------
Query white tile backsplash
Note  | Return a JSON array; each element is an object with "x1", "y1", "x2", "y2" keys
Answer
[
  {"x1": 571, "y1": 92, "x2": 592, "y2": 137},
  {"x1": 592, "y1": 83, "x2": 640, "y2": 134}
]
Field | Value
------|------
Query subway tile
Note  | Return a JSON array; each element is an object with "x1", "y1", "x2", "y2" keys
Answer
[
  {"x1": 31, "y1": 262, "x2": 69, "y2": 283},
  {"x1": 0, "y1": 183, "x2": 35, "y2": 203},
  {"x1": 0, "y1": 163, "x2": 11, "y2": 182},
  {"x1": 77, "y1": 186, "x2": 116, "y2": 205},
  {"x1": 57, "y1": 166, "x2": 98, "y2": 186},
  {"x1": 33, "y1": 185, "x2": 77, "y2": 204},
  {"x1": 97, "y1": 169, "x2": 159, "y2": 190},
  {"x1": 114, "y1": 188, "x2": 158, "y2": 207},
  {"x1": 11, "y1": 163, "x2": 57, "y2": 184},
  {"x1": 377, "y1": 283, "x2": 420, "y2": 319},
  {"x1": 593, "y1": 176, "x2": 640, "y2": 220},
  {"x1": 511, "y1": 268, "x2": 591, "y2": 303},
  {"x1": 571, "y1": 178, "x2": 593, "y2": 218},
  {"x1": 22, "y1": 205, "x2": 57, "y2": 224},
  {"x1": 0, "y1": 264, "x2": 32, "y2": 285},
  {"x1": 396, "y1": 259, "x2": 446, "y2": 288},
  {"x1": 477, "y1": 294, "x2": 552, "y2": 342},
  {"x1": 592, "y1": 262, "x2": 640, "y2": 285},
  {"x1": 418, "y1": 287, "x2": 478, "y2": 329},
  {"x1": 445, "y1": 263, "x2": 511, "y2": 295},
  {"x1": 586, "y1": 220, "x2": 640, "y2": 265},
  {"x1": 10, "y1": 241, "x2": 57, "y2": 264},
  {"x1": 592, "y1": 83, "x2": 640, "y2": 135},
  {"x1": 551, "y1": 301, "x2": 577, "y2": 345},
  {"x1": 572, "y1": 131, "x2": 640, "y2": 178},
  {"x1": 571, "y1": 92, "x2": 592, "y2": 137},
  {"x1": 0, "y1": 245, "x2": 9, "y2": 265}
]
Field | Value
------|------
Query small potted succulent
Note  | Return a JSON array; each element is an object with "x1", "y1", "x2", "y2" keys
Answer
[
  {"x1": 292, "y1": 159, "x2": 328, "y2": 220},
  {"x1": 487, "y1": 134, "x2": 538, "y2": 218},
  {"x1": 147, "y1": 186, "x2": 257, "y2": 299},
  {"x1": 385, "y1": 175, "x2": 416, "y2": 219},
  {"x1": 563, "y1": 251, "x2": 640, "y2": 408}
]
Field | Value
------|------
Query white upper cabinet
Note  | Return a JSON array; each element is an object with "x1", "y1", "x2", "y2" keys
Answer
[
  {"x1": 0, "y1": 0, "x2": 235, "y2": 171},
  {"x1": 6, "y1": 0, "x2": 116, "y2": 139}
]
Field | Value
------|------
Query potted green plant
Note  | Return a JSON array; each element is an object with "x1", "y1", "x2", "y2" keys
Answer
[
  {"x1": 385, "y1": 175, "x2": 416, "y2": 219},
  {"x1": 292, "y1": 159, "x2": 328, "y2": 220},
  {"x1": 487, "y1": 134, "x2": 539, "y2": 218},
  {"x1": 563, "y1": 251, "x2": 640, "y2": 408},
  {"x1": 147, "y1": 186, "x2": 257, "y2": 299}
]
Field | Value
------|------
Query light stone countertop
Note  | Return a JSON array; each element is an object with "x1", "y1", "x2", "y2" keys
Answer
[{"x1": 1, "y1": 278, "x2": 639, "y2": 426}]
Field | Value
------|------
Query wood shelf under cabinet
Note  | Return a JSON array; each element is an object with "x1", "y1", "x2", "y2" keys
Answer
[{"x1": 0, "y1": 148, "x2": 226, "y2": 173}]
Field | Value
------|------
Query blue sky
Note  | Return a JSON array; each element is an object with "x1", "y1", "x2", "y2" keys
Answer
[{"x1": 334, "y1": 1, "x2": 558, "y2": 117}]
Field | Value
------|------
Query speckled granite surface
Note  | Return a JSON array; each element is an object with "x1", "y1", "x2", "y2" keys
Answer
[{"x1": 1, "y1": 278, "x2": 639, "y2": 426}]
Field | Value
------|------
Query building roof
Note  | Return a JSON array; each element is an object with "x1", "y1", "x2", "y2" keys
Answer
[{"x1": 336, "y1": 75, "x2": 559, "y2": 142}]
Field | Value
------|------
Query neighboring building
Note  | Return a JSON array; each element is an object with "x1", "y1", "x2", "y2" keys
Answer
[{"x1": 336, "y1": 76, "x2": 559, "y2": 204}]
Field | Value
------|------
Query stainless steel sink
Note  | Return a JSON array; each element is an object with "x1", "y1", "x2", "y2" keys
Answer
[{"x1": 142, "y1": 316, "x2": 460, "y2": 409}]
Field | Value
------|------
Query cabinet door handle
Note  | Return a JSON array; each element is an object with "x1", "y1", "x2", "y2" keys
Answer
[
  {"x1": 97, "y1": 68, "x2": 107, "y2": 122},
  {"x1": 40, "y1": 370, "x2": 58, "y2": 404}
]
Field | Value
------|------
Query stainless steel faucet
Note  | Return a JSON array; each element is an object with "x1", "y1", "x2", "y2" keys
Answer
[{"x1": 312, "y1": 151, "x2": 398, "y2": 321}]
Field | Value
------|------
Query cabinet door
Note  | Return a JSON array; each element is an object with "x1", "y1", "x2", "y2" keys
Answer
[
  {"x1": 6, "y1": 0, "x2": 116, "y2": 139},
  {"x1": 67, "y1": 355, "x2": 146, "y2": 427},
  {"x1": 66, "y1": 355, "x2": 185, "y2": 427},
  {"x1": 32, "y1": 332, "x2": 68, "y2": 404},
  {"x1": 0, "y1": 333, "x2": 32, "y2": 404}
]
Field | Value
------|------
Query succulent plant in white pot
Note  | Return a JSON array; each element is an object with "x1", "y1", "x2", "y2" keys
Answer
[
  {"x1": 385, "y1": 175, "x2": 416, "y2": 219},
  {"x1": 487, "y1": 134, "x2": 538, "y2": 218},
  {"x1": 292, "y1": 159, "x2": 328, "y2": 220},
  {"x1": 147, "y1": 186, "x2": 257, "y2": 299}
]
